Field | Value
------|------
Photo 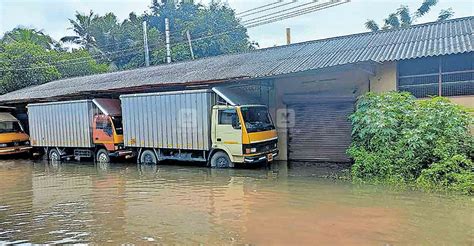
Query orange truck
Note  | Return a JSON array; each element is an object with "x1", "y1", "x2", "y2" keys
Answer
[
  {"x1": 27, "y1": 99, "x2": 132, "y2": 162},
  {"x1": 0, "y1": 111, "x2": 31, "y2": 155}
]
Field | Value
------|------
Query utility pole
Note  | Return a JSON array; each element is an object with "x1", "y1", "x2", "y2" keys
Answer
[
  {"x1": 165, "y1": 18, "x2": 172, "y2": 64},
  {"x1": 143, "y1": 21, "x2": 150, "y2": 67},
  {"x1": 186, "y1": 30, "x2": 195, "y2": 60},
  {"x1": 286, "y1": 28, "x2": 291, "y2": 45}
]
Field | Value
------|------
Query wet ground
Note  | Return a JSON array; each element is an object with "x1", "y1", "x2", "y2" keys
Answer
[{"x1": 0, "y1": 159, "x2": 472, "y2": 245}]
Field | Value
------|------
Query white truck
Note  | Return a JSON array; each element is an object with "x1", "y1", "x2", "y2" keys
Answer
[{"x1": 121, "y1": 89, "x2": 278, "y2": 167}]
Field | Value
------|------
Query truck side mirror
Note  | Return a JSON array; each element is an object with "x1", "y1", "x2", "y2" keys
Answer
[{"x1": 231, "y1": 115, "x2": 241, "y2": 129}]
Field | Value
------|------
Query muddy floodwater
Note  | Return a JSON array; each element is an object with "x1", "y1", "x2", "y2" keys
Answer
[{"x1": 0, "y1": 159, "x2": 472, "y2": 245}]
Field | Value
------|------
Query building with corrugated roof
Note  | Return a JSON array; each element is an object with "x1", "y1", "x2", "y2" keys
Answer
[{"x1": 0, "y1": 16, "x2": 472, "y2": 162}]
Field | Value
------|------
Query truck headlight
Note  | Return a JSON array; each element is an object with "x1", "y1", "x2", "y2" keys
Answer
[
  {"x1": 245, "y1": 148, "x2": 257, "y2": 154},
  {"x1": 24, "y1": 141, "x2": 30, "y2": 145},
  {"x1": 0, "y1": 144, "x2": 7, "y2": 147}
]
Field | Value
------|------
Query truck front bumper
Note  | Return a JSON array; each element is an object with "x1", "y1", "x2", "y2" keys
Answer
[
  {"x1": 244, "y1": 149, "x2": 279, "y2": 164},
  {"x1": 0, "y1": 146, "x2": 33, "y2": 155}
]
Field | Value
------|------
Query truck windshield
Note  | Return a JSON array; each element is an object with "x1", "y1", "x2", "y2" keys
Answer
[
  {"x1": 0, "y1": 121, "x2": 23, "y2": 134},
  {"x1": 240, "y1": 106, "x2": 275, "y2": 133},
  {"x1": 111, "y1": 116, "x2": 123, "y2": 135}
]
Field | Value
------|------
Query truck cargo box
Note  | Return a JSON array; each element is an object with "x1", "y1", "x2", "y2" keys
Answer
[
  {"x1": 121, "y1": 90, "x2": 216, "y2": 151},
  {"x1": 28, "y1": 100, "x2": 99, "y2": 148}
]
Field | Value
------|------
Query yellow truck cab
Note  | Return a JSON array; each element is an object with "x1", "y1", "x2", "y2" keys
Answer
[
  {"x1": 211, "y1": 104, "x2": 278, "y2": 167},
  {"x1": 0, "y1": 112, "x2": 31, "y2": 155}
]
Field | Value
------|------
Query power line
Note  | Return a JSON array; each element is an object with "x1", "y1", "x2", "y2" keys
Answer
[
  {"x1": 59, "y1": 31, "x2": 149, "y2": 51},
  {"x1": 238, "y1": 0, "x2": 298, "y2": 18},
  {"x1": 1, "y1": 45, "x2": 145, "y2": 70},
  {"x1": 170, "y1": 0, "x2": 344, "y2": 44},
  {"x1": 244, "y1": 0, "x2": 349, "y2": 26},
  {"x1": 235, "y1": 0, "x2": 283, "y2": 16},
  {"x1": 3, "y1": 30, "x2": 168, "y2": 69},
  {"x1": 169, "y1": 0, "x2": 350, "y2": 52},
  {"x1": 241, "y1": 0, "x2": 324, "y2": 25},
  {"x1": 0, "y1": 41, "x2": 145, "y2": 62},
  {"x1": 0, "y1": 42, "x2": 165, "y2": 72}
]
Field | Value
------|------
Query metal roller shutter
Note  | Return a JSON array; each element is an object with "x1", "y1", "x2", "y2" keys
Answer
[{"x1": 287, "y1": 98, "x2": 354, "y2": 162}]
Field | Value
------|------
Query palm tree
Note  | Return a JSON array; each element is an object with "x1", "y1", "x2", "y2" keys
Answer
[
  {"x1": 365, "y1": 0, "x2": 454, "y2": 32},
  {"x1": 60, "y1": 10, "x2": 98, "y2": 51},
  {"x1": 1, "y1": 28, "x2": 57, "y2": 49}
]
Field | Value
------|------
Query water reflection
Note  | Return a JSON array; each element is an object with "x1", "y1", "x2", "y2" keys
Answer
[{"x1": 0, "y1": 160, "x2": 472, "y2": 245}]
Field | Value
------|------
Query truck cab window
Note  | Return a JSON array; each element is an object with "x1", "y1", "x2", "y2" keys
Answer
[
  {"x1": 240, "y1": 106, "x2": 275, "y2": 133},
  {"x1": 111, "y1": 116, "x2": 123, "y2": 135},
  {"x1": 218, "y1": 109, "x2": 240, "y2": 129},
  {"x1": 0, "y1": 121, "x2": 23, "y2": 133},
  {"x1": 96, "y1": 117, "x2": 113, "y2": 136},
  {"x1": 96, "y1": 119, "x2": 111, "y2": 130}
]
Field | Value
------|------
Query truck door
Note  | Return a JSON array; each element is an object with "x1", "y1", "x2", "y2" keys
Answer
[
  {"x1": 93, "y1": 115, "x2": 115, "y2": 150},
  {"x1": 214, "y1": 107, "x2": 242, "y2": 156}
]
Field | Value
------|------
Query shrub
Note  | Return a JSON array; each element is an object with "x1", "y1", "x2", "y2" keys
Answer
[
  {"x1": 417, "y1": 155, "x2": 474, "y2": 195},
  {"x1": 348, "y1": 92, "x2": 474, "y2": 194}
]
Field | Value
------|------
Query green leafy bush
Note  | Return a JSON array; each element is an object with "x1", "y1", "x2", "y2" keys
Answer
[{"x1": 348, "y1": 92, "x2": 474, "y2": 194}]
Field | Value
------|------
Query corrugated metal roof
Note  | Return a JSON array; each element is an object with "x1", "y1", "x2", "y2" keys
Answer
[{"x1": 0, "y1": 16, "x2": 472, "y2": 103}]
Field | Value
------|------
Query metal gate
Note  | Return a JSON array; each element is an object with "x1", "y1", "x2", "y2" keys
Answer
[{"x1": 286, "y1": 97, "x2": 354, "y2": 162}]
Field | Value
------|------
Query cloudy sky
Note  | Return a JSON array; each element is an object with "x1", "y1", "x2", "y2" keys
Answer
[{"x1": 1, "y1": 0, "x2": 473, "y2": 48}]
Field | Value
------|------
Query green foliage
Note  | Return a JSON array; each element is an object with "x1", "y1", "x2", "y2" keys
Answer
[
  {"x1": 1, "y1": 1, "x2": 254, "y2": 93},
  {"x1": 147, "y1": 0, "x2": 254, "y2": 61},
  {"x1": 0, "y1": 40, "x2": 108, "y2": 94},
  {"x1": 55, "y1": 49, "x2": 109, "y2": 78},
  {"x1": 1, "y1": 28, "x2": 58, "y2": 50},
  {"x1": 348, "y1": 92, "x2": 474, "y2": 194},
  {"x1": 364, "y1": 20, "x2": 380, "y2": 32},
  {"x1": 365, "y1": 0, "x2": 454, "y2": 32},
  {"x1": 417, "y1": 155, "x2": 474, "y2": 194},
  {"x1": 0, "y1": 41, "x2": 60, "y2": 93},
  {"x1": 437, "y1": 8, "x2": 454, "y2": 21},
  {"x1": 60, "y1": 1, "x2": 254, "y2": 69}
]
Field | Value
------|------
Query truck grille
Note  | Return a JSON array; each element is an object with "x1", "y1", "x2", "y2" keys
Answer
[
  {"x1": 243, "y1": 139, "x2": 278, "y2": 154},
  {"x1": 4, "y1": 141, "x2": 29, "y2": 147}
]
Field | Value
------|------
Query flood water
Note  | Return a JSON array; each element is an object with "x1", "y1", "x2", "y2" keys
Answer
[{"x1": 0, "y1": 159, "x2": 472, "y2": 245}]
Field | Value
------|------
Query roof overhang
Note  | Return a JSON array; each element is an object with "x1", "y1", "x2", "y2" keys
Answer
[
  {"x1": 0, "y1": 60, "x2": 379, "y2": 106},
  {"x1": 93, "y1": 99, "x2": 122, "y2": 116}
]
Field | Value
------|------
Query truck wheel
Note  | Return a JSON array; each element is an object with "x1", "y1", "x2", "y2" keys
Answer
[
  {"x1": 210, "y1": 151, "x2": 232, "y2": 168},
  {"x1": 96, "y1": 149, "x2": 110, "y2": 163},
  {"x1": 140, "y1": 150, "x2": 158, "y2": 165},
  {"x1": 49, "y1": 148, "x2": 61, "y2": 162}
]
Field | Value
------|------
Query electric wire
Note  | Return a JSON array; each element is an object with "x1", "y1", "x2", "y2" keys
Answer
[
  {"x1": 241, "y1": 0, "x2": 333, "y2": 25},
  {"x1": 244, "y1": 0, "x2": 349, "y2": 26},
  {"x1": 238, "y1": 0, "x2": 298, "y2": 18},
  {"x1": 235, "y1": 0, "x2": 283, "y2": 16}
]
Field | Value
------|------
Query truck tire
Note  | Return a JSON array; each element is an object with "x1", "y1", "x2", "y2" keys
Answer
[
  {"x1": 48, "y1": 148, "x2": 61, "y2": 162},
  {"x1": 140, "y1": 150, "x2": 158, "y2": 165},
  {"x1": 210, "y1": 151, "x2": 232, "y2": 168},
  {"x1": 96, "y1": 149, "x2": 110, "y2": 163}
]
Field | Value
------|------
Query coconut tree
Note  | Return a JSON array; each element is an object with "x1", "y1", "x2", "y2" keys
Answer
[
  {"x1": 365, "y1": 0, "x2": 454, "y2": 32},
  {"x1": 60, "y1": 10, "x2": 99, "y2": 51}
]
